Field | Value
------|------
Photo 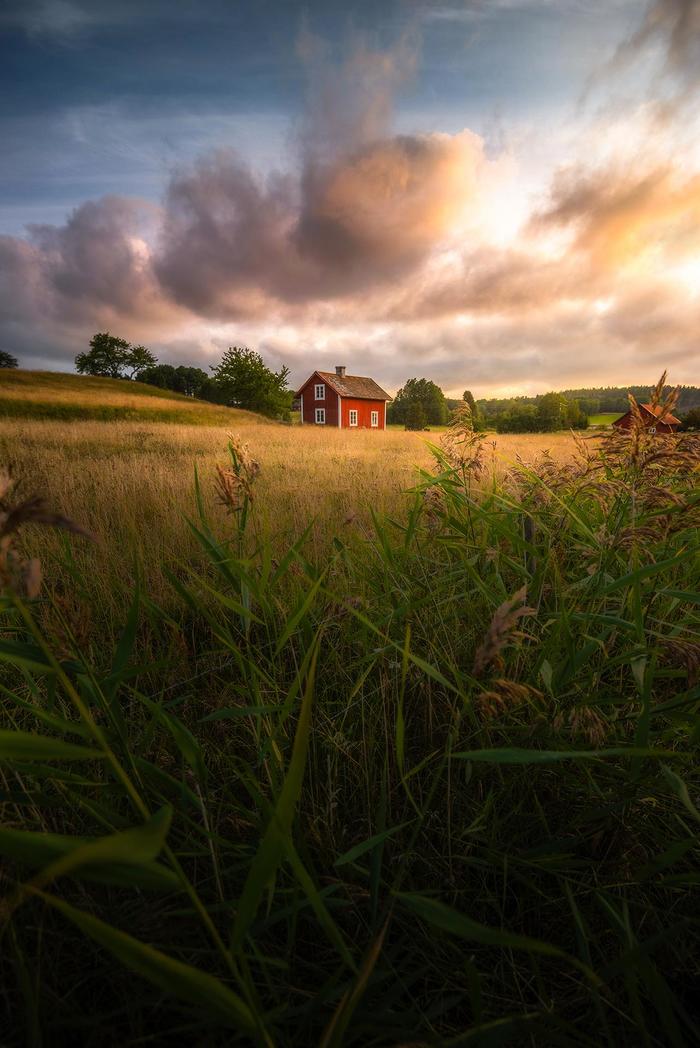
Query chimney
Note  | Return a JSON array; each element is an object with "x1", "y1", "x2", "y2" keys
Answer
[{"x1": 335, "y1": 365, "x2": 346, "y2": 377}]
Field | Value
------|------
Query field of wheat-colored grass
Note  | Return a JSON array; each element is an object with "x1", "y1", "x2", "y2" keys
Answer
[{"x1": 0, "y1": 414, "x2": 583, "y2": 640}]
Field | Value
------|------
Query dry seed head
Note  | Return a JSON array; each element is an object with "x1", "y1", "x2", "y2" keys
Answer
[
  {"x1": 554, "y1": 707, "x2": 607, "y2": 746},
  {"x1": 661, "y1": 638, "x2": 700, "y2": 687},
  {"x1": 477, "y1": 678, "x2": 544, "y2": 719},
  {"x1": 216, "y1": 435, "x2": 260, "y2": 513},
  {"x1": 422, "y1": 485, "x2": 445, "y2": 529},
  {"x1": 0, "y1": 469, "x2": 92, "y2": 598},
  {"x1": 472, "y1": 585, "x2": 535, "y2": 678}
]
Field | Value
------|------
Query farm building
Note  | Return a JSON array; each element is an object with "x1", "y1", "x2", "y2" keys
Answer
[
  {"x1": 612, "y1": 403, "x2": 681, "y2": 433},
  {"x1": 295, "y1": 366, "x2": 391, "y2": 429}
]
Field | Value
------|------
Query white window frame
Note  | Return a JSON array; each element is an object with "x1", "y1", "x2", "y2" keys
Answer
[
  {"x1": 370, "y1": 410, "x2": 379, "y2": 428},
  {"x1": 315, "y1": 408, "x2": 326, "y2": 424},
  {"x1": 349, "y1": 409, "x2": 358, "y2": 427},
  {"x1": 314, "y1": 383, "x2": 325, "y2": 400}
]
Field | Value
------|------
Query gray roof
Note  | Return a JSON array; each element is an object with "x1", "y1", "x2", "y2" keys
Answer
[{"x1": 297, "y1": 371, "x2": 391, "y2": 401}]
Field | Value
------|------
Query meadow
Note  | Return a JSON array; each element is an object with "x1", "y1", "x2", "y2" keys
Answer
[{"x1": 0, "y1": 373, "x2": 698, "y2": 1046}]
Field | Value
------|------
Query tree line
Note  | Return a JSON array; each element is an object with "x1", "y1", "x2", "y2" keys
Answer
[
  {"x1": 388, "y1": 380, "x2": 588, "y2": 432},
  {"x1": 6, "y1": 333, "x2": 700, "y2": 430},
  {"x1": 74, "y1": 333, "x2": 292, "y2": 419}
]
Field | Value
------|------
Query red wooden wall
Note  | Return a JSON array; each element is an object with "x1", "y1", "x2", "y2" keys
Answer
[
  {"x1": 298, "y1": 376, "x2": 340, "y2": 427},
  {"x1": 340, "y1": 397, "x2": 385, "y2": 430},
  {"x1": 298, "y1": 376, "x2": 386, "y2": 429}
]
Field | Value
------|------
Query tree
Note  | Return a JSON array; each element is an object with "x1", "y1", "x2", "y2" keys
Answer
[
  {"x1": 211, "y1": 347, "x2": 292, "y2": 419},
  {"x1": 0, "y1": 350, "x2": 18, "y2": 368},
  {"x1": 405, "y1": 401, "x2": 427, "y2": 431},
  {"x1": 390, "y1": 378, "x2": 448, "y2": 427},
  {"x1": 75, "y1": 333, "x2": 158, "y2": 379},
  {"x1": 462, "y1": 388, "x2": 484, "y2": 430},
  {"x1": 173, "y1": 366, "x2": 212, "y2": 398},
  {"x1": 75, "y1": 333, "x2": 131, "y2": 378},
  {"x1": 463, "y1": 390, "x2": 477, "y2": 415},
  {"x1": 140, "y1": 363, "x2": 220, "y2": 400},
  {"x1": 537, "y1": 392, "x2": 567, "y2": 432},
  {"x1": 680, "y1": 407, "x2": 700, "y2": 431},
  {"x1": 125, "y1": 344, "x2": 158, "y2": 379},
  {"x1": 140, "y1": 364, "x2": 178, "y2": 390}
]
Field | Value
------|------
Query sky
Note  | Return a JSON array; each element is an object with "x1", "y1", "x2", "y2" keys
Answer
[{"x1": 1, "y1": 0, "x2": 700, "y2": 396}]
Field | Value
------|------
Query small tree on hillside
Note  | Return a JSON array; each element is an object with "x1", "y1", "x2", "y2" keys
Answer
[
  {"x1": 211, "y1": 347, "x2": 292, "y2": 419},
  {"x1": 140, "y1": 364, "x2": 178, "y2": 389},
  {"x1": 75, "y1": 333, "x2": 157, "y2": 379},
  {"x1": 76, "y1": 333, "x2": 131, "y2": 378},
  {"x1": 125, "y1": 344, "x2": 158, "y2": 379},
  {"x1": 0, "y1": 350, "x2": 18, "y2": 368}
]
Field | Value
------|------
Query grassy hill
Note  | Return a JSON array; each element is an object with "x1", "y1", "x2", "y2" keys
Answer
[{"x1": 0, "y1": 370, "x2": 271, "y2": 425}]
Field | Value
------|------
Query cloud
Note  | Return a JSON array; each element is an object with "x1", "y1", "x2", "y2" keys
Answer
[
  {"x1": 533, "y1": 163, "x2": 700, "y2": 273},
  {"x1": 295, "y1": 132, "x2": 482, "y2": 278},
  {"x1": 615, "y1": 0, "x2": 700, "y2": 84},
  {"x1": 3, "y1": 12, "x2": 700, "y2": 391},
  {"x1": 0, "y1": 196, "x2": 184, "y2": 366},
  {"x1": 154, "y1": 130, "x2": 482, "y2": 317}
]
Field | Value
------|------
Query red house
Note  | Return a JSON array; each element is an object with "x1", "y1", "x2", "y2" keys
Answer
[
  {"x1": 295, "y1": 366, "x2": 391, "y2": 430},
  {"x1": 612, "y1": 403, "x2": 681, "y2": 433}
]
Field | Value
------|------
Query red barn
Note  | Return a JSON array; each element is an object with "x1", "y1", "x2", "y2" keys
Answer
[
  {"x1": 295, "y1": 366, "x2": 391, "y2": 430},
  {"x1": 612, "y1": 403, "x2": 681, "y2": 434}
]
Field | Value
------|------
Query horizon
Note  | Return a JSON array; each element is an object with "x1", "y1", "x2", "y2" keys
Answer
[{"x1": 2, "y1": 1, "x2": 700, "y2": 396}]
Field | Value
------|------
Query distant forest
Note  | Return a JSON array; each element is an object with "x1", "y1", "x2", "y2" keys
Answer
[{"x1": 473, "y1": 384, "x2": 700, "y2": 419}]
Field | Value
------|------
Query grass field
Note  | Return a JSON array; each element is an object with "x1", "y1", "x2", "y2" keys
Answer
[
  {"x1": 588, "y1": 412, "x2": 623, "y2": 426},
  {"x1": 1, "y1": 372, "x2": 699, "y2": 1045},
  {"x1": 0, "y1": 414, "x2": 581, "y2": 635}
]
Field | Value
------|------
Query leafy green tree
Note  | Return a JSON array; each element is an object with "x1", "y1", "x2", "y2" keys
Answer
[
  {"x1": 496, "y1": 405, "x2": 539, "y2": 433},
  {"x1": 390, "y1": 378, "x2": 448, "y2": 426},
  {"x1": 463, "y1": 390, "x2": 477, "y2": 415},
  {"x1": 405, "y1": 401, "x2": 427, "y2": 431},
  {"x1": 140, "y1": 363, "x2": 221, "y2": 401},
  {"x1": 211, "y1": 347, "x2": 292, "y2": 419},
  {"x1": 75, "y1": 333, "x2": 131, "y2": 378},
  {"x1": 125, "y1": 344, "x2": 158, "y2": 379},
  {"x1": 139, "y1": 363, "x2": 178, "y2": 389},
  {"x1": 462, "y1": 389, "x2": 485, "y2": 430},
  {"x1": 0, "y1": 350, "x2": 18, "y2": 368},
  {"x1": 75, "y1": 333, "x2": 156, "y2": 379},
  {"x1": 537, "y1": 392, "x2": 567, "y2": 432},
  {"x1": 680, "y1": 407, "x2": 700, "y2": 431},
  {"x1": 173, "y1": 366, "x2": 212, "y2": 398}
]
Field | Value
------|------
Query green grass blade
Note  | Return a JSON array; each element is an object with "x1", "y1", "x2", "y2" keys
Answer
[
  {"x1": 231, "y1": 635, "x2": 320, "y2": 950},
  {"x1": 36, "y1": 890, "x2": 256, "y2": 1033},
  {"x1": 0, "y1": 731, "x2": 104, "y2": 762}
]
